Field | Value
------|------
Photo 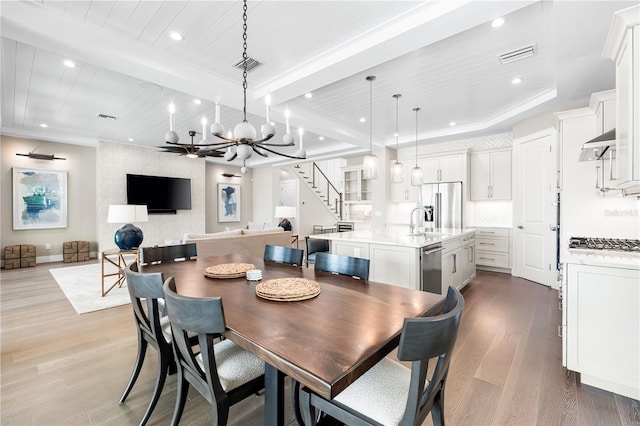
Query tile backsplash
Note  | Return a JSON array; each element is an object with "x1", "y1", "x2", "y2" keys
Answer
[{"x1": 466, "y1": 201, "x2": 513, "y2": 227}]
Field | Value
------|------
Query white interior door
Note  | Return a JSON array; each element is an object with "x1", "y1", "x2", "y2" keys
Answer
[{"x1": 513, "y1": 129, "x2": 558, "y2": 288}]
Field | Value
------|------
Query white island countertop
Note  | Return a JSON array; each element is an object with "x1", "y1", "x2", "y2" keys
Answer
[{"x1": 309, "y1": 228, "x2": 476, "y2": 248}]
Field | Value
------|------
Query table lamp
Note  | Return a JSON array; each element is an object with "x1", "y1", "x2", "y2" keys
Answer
[
  {"x1": 107, "y1": 205, "x2": 148, "y2": 250},
  {"x1": 274, "y1": 206, "x2": 296, "y2": 232}
]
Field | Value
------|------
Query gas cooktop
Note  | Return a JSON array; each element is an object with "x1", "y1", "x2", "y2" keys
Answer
[{"x1": 569, "y1": 237, "x2": 640, "y2": 252}]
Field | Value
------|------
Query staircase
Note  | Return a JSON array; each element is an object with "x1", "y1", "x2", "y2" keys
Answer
[{"x1": 292, "y1": 162, "x2": 344, "y2": 221}]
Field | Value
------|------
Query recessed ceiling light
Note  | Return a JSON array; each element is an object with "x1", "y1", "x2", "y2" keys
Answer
[
  {"x1": 318, "y1": 136, "x2": 324, "y2": 141},
  {"x1": 63, "y1": 60, "x2": 76, "y2": 68},
  {"x1": 304, "y1": 93, "x2": 313, "y2": 99},
  {"x1": 169, "y1": 31, "x2": 184, "y2": 41},
  {"x1": 491, "y1": 17, "x2": 505, "y2": 28},
  {"x1": 359, "y1": 118, "x2": 366, "y2": 123},
  {"x1": 193, "y1": 99, "x2": 202, "y2": 105},
  {"x1": 512, "y1": 77, "x2": 523, "y2": 85},
  {"x1": 393, "y1": 132, "x2": 399, "y2": 137},
  {"x1": 128, "y1": 138, "x2": 134, "y2": 142},
  {"x1": 449, "y1": 121, "x2": 456, "y2": 126},
  {"x1": 40, "y1": 123, "x2": 48, "y2": 128}
]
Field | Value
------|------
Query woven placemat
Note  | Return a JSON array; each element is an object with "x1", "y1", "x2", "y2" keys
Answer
[
  {"x1": 204, "y1": 263, "x2": 256, "y2": 279},
  {"x1": 256, "y1": 277, "x2": 320, "y2": 302}
]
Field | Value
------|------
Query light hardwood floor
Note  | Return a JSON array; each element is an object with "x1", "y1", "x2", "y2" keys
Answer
[{"x1": 1, "y1": 261, "x2": 638, "y2": 425}]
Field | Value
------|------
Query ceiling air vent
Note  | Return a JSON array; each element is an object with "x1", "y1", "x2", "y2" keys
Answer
[
  {"x1": 97, "y1": 113, "x2": 117, "y2": 120},
  {"x1": 233, "y1": 57, "x2": 262, "y2": 72},
  {"x1": 498, "y1": 44, "x2": 536, "y2": 64}
]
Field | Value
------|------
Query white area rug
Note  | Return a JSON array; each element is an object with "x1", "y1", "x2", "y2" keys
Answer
[{"x1": 49, "y1": 263, "x2": 131, "y2": 314}]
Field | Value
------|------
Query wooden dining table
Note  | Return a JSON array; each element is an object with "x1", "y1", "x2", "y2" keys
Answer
[{"x1": 141, "y1": 253, "x2": 444, "y2": 425}]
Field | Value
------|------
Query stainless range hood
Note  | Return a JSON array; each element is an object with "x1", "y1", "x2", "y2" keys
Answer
[{"x1": 579, "y1": 129, "x2": 616, "y2": 161}]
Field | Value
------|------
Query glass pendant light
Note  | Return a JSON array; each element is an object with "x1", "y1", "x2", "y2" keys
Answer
[
  {"x1": 390, "y1": 93, "x2": 405, "y2": 183},
  {"x1": 362, "y1": 76, "x2": 379, "y2": 180},
  {"x1": 410, "y1": 107, "x2": 423, "y2": 186}
]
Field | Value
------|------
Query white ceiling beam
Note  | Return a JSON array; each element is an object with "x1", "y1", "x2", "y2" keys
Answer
[{"x1": 256, "y1": 0, "x2": 537, "y2": 105}]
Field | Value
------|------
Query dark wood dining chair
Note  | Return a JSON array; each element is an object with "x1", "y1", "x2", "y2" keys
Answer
[
  {"x1": 119, "y1": 262, "x2": 174, "y2": 426},
  {"x1": 140, "y1": 243, "x2": 197, "y2": 265},
  {"x1": 313, "y1": 252, "x2": 370, "y2": 280},
  {"x1": 162, "y1": 277, "x2": 265, "y2": 426},
  {"x1": 305, "y1": 237, "x2": 330, "y2": 268},
  {"x1": 264, "y1": 244, "x2": 304, "y2": 266},
  {"x1": 299, "y1": 286, "x2": 464, "y2": 426}
]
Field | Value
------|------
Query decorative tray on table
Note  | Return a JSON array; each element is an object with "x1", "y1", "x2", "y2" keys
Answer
[
  {"x1": 255, "y1": 277, "x2": 320, "y2": 302},
  {"x1": 204, "y1": 263, "x2": 256, "y2": 279}
]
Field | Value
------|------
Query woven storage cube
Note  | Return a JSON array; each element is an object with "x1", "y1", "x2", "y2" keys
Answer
[
  {"x1": 63, "y1": 241, "x2": 78, "y2": 254},
  {"x1": 20, "y1": 257, "x2": 36, "y2": 268},
  {"x1": 78, "y1": 252, "x2": 90, "y2": 262},
  {"x1": 20, "y1": 245, "x2": 36, "y2": 258},
  {"x1": 4, "y1": 258, "x2": 21, "y2": 270},
  {"x1": 63, "y1": 241, "x2": 91, "y2": 263},
  {"x1": 4, "y1": 245, "x2": 20, "y2": 260},
  {"x1": 77, "y1": 241, "x2": 90, "y2": 253}
]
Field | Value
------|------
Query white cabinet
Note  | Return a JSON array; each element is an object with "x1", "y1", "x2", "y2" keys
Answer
[
  {"x1": 442, "y1": 232, "x2": 475, "y2": 294},
  {"x1": 343, "y1": 168, "x2": 372, "y2": 203},
  {"x1": 470, "y1": 149, "x2": 512, "y2": 200},
  {"x1": 474, "y1": 228, "x2": 511, "y2": 270},
  {"x1": 418, "y1": 153, "x2": 465, "y2": 183},
  {"x1": 564, "y1": 263, "x2": 640, "y2": 400},
  {"x1": 461, "y1": 234, "x2": 476, "y2": 286},
  {"x1": 391, "y1": 163, "x2": 418, "y2": 203},
  {"x1": 331, "y1": 241, "x2": 370, "y2": 259},
  {"x1": 369, "y1": 244, "x2": 419, "y2": 290},
  {"x1": 442, "y1": 245, "x2": 464, "y2": 294},
  {"x1": 604, "y1": 7, "x2": 640, "y2": 195}
]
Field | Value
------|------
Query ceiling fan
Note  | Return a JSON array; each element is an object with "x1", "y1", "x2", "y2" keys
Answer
[{"x1": 158, "y1": 130, "x2": 225, "y2": 158}]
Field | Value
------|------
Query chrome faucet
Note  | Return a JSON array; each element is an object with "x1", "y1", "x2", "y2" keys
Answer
[{"x1": 409, "y1": 206, "x2": 430, "y2": 235}]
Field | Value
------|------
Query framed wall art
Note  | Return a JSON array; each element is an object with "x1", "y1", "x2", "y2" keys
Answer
[
  {"x1": 218, "y1": 183, "x2": 241, "y2": 222},
  {"x1": 13, "y1": 167, "x2": 68, "y2": 230}
]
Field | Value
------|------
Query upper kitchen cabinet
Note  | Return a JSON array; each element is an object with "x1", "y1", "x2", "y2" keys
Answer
[
  {"x1": 604, "y1": 5, "x2": 640, "y2": 195},
  {"x1": 418, "y1": 151, "x2": 468, "y2": 183},
  {"x1": 343, "y1": 167, "x2": 372, "y2": 203},
  {"x1": 470, "y1": 149, "x2": 512, "y2": 200},
  {"x1": 391, "y1": 162, "x2": 418, "y2": 203}
]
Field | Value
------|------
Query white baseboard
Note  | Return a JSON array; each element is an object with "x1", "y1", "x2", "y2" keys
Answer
[{"x1": 37, "y1": 254, "x2": 64, "y2": 264}]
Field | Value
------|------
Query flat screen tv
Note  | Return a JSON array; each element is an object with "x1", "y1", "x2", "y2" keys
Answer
[{"x1": 127, "y1": 174, "x2": 191, "y2": 214}]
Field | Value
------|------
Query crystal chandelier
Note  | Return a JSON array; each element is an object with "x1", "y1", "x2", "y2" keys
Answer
[
  {"x1": 163, "y1": 0, "x2": 304, "y2": 169},
  {"x1": 390, "y1": 93, "x2": 404, "y2": 183},
  {"x1": 410, "y1": 107, "x2": 423, "y2": 186},
  {"x1": 362, "y1": 76, "x2": 379, "y2": 180}
]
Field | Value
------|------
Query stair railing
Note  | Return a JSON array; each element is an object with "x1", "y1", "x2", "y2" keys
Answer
[{"x1": 294, "y1": 162, "x2": 343, "y2": 220}]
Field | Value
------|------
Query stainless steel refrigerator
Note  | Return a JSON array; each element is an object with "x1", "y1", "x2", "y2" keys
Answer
[{"x1": 421, "y1": 181, "x2": 463, "y2": 229}]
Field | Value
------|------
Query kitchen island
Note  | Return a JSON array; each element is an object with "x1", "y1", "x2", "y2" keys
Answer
[{"x1": 310, "y1": 228, "x2": 476, "y2": 293}]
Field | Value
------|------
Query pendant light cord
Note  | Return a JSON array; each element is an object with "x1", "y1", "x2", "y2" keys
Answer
[
  {"x1": 242, "y1": 0, "x2": 248, "y2": 123},
  {"x1": 414, "y1": 107, "x2": 420, "y2": 167},
  {"x1": 365, "y1": 76, "x2": 376, "y2": 155},
  {"x1": 393, "y1": 94, "x2": 401, "y2": 161},
  {"x1": 369, "y1": 79, "x2": 373, "y2": 154}
]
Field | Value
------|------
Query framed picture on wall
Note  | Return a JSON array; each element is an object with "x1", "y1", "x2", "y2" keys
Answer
[
  {"x1": 13, "y1": 167, "x2": 68, "y2": 230},
  {"x1": 218, "y1": 183, "x2": 241, "y2": 222}
]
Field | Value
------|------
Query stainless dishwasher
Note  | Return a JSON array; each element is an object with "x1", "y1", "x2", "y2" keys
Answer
[{"x1": 421, "y1": 244, "x2": 445, "y2": 294}]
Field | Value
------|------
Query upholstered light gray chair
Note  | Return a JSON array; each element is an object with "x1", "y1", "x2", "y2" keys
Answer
[
  {"x1": 119, "y1": 262, "x2": 174, "y2": 426},
  {"x1": 162, "y1": 277, "x2": 265, "y2": 425},
  {"x1": 299, "y1": 286, "x2": 464, "y2": 426}
]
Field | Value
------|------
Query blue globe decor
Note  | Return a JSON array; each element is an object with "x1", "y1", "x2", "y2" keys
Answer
[{"x1": 114, "y1": 223, "x2": 144, "y2": 250}]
